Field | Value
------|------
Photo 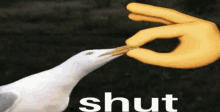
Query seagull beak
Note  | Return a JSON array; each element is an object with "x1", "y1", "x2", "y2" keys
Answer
[{"x1": 99, "y1": 45, "x2": 139, "y2": 57}]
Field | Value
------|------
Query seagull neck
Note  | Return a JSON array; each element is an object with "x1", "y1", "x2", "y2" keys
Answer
[
  {"x1": 55, "y1": 56, "x2": 88, "y2": 81},
  {"x1": 48, "y1": 57, "x2": 88, "y2": 95}
]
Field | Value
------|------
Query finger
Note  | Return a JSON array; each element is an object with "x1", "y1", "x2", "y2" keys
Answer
[
  {"x1": 125, "y1": 23, "x2": 187, "y2": 47},
  {"x1": 126, "y1": 2, "x2": 202, "y2": 23},
  {"x1": 126, "y1": 48, "x2": 178, "y2": 68},
  {"x1": 128, "y1": 13, "x2": 173, "y2": 25},
  {"x1": 126, "y1": 48, "x2": 211, "y2": 69}
]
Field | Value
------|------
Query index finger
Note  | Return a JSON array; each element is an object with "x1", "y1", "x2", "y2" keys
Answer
[{"x1": 126, "y1": 2, "x2": 202, "y2": 23}]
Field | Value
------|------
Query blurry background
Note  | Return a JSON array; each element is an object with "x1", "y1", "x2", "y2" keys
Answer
[{"x1": 0, "y1": 0, "x2": 220, "y2": 112}]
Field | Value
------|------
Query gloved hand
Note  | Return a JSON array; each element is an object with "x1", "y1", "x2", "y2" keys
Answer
[{"x1": 125, "y1": 2, "x2": 220, "y2": 69}]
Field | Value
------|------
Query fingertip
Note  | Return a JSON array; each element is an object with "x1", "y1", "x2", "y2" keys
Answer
[
  {"x1": 128, "y1": 13, "x2": 133, "y2": 19},
  {"x1": 126, "y1": 49, "x2": 136, "y2": 57},
  {"x1": 126, "y1": 2, "x2": 138, "y2": 11},
  {"x1": 125, "y1": 39, "x2": 130, "y2": 45},
  {"x1": 128, "y1": 13, "x2": 140, "y2": 21},
  {"x1": 125, "y1": 39, "x2": 137, "y2": 47}
]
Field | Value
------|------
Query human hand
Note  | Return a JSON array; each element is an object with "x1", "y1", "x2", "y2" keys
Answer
[{"x1": 125, "y1": 2, "x2": 220, "y2": 69}]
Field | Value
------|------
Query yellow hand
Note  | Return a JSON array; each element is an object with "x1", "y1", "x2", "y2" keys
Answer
[{"x1": 125, "y1": 2, "x2": 220, "y2": 69}]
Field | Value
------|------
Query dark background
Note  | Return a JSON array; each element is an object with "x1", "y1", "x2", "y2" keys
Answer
[{"x1": 0, "y1": 0, "x2": 220, "y2": 112}]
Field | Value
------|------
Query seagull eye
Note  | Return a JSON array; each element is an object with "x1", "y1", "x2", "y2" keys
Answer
[{"x1": 86, "y1": 52, "x2": 93, "y2": 55}]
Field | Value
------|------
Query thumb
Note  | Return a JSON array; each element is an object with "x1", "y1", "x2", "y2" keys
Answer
[
  {"x1": 126, "y1": 48, "x2": 178, "y2": 68},
  {"x1": 126, "y1": 48, "x2": 214, "y2": 69}
]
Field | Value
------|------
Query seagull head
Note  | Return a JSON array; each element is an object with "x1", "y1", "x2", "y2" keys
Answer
[
  {"x1": 57, "y1": 45, "x2": 134, "y2": 80},
  {"x1": 72, "y1": 48, "x2": 122, "y2": 74}
]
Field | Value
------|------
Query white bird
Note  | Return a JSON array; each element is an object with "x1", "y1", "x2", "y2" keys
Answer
[{"x1": 0, "y1": 45, "x2": 134, "y2": 112}]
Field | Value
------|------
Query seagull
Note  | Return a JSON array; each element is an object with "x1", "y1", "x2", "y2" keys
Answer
[{"x1": 0, "y1": 45, "x2": 137, "y2": 112}]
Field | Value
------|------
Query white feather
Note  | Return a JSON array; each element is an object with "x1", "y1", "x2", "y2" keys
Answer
[{"x1": 0, "y1": 48, "x2": 122, "y2": 112}]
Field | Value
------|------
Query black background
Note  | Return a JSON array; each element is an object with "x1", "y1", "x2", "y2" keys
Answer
[{"x1": 0, "y1": 0, "x2": 220, "y2": 112}]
